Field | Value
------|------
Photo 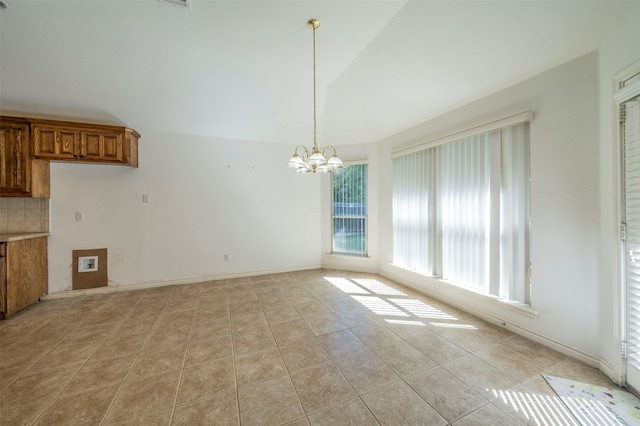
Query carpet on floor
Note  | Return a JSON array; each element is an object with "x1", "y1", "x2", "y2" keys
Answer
[{"x1": 543, "y1": 374, "x2": 640, "y2": 426}]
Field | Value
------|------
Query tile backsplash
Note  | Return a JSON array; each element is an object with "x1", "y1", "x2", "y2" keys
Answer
[{"x1": 0, "y1": 198, "x2": 50, "y2": 233}]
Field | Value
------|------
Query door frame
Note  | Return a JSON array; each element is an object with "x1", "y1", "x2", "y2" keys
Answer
[{"x1": 616, "y1": 60, "x2": 640, "y2": 391}]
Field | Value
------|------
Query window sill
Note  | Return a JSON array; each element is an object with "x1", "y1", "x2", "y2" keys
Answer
[
  {"x1": 386, "y1": 263, "x2": 539, "y2": 319},
  {"x1": 327, "y1": 253, "x2": 371, "y2": 259},
  {"x1": 491, "y1": 297, "x2": 539, "y2": 319},
  {"x1": 436, "y1": 278, "x2": 540, "y2": 319}
]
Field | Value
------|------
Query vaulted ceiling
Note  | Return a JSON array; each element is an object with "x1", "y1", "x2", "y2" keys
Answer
[{"x1": 0, "y1": 0, "x2": 632, "y2": 146}]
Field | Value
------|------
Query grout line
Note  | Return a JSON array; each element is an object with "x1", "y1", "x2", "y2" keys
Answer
[
  {"x1": 287, "y1": 276, "x2": 466, "y2": 423},
  {"x1": 27, "y1": 296, "x2": 143, "y2": 425},
  {"x1": 0, "y1": 271, "x2": 613, "y2": 425},
  {"x1": 99, "y1": 288, "x2": 176, "y2": 425},
  {"x1": 168, "y1": 284, "x2": 201, "y2": 423},
  {"x1": 265, "y1": 296, "x2": 308, "y2": 419},
  {"x1": 18, "y1": 300, "x2": 102, "y2": 425},
  {"x1": 223, "y1": 282, "x2": 244, "y2": 426}
]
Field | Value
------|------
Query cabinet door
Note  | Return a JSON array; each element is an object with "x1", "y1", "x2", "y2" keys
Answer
[
  {"x1": 81, "y1": 130, "x2": 122, "y2": 162},
  {"x1": 5, "y1": 238, "x2": 47, "y2": 317},
  {"x1": 32, "y1": 125, "x2": 79, "y2": 160},
  {"x1": 0, "y1": 242, "x2": 6, "y2": 317},
  {"x1": 0, "y1": 121, "x2": 30, "y2": 195}
]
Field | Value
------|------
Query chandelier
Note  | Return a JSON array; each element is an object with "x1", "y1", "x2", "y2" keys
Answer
[{"x1": 288, "y1": 19, "x2": 343, "y2": 174}]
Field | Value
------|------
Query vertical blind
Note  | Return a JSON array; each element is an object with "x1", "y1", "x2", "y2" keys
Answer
[
  {"x1": 500, "y1": 124, "x2": 531, "y2": 302},
  {"x1": 440, "y1": 133, "x2": 492, "y2": 293},
  {"x1": 625, "y1": 97, "x2": 640, "y2": 245},
  {"x1": 393, "y1": 149, "x2": 438, "y2": 275},
  {"x1": 392, "y1": 122, "x2": 530, "y2": 303}
]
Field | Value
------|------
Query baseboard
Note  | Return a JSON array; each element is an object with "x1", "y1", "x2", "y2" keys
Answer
[
  {"x1": 500, "y1": 320, "x2": 601, "y2": 368},
  {"x1": 599, "y1": 359, "x2": 623, "y2": 386},
  {"x1": 44, "y1": 264, "x2": 322, "y2": 299},
  {"x1": 321, "y1": 254, "x2": 379, "y2": 275},
  {"x1": 320, "y1": 262, "x2": 379, "y2": 275},
  {"x1": 378, "y1": 268, "x2": 601, "y2": 369}
]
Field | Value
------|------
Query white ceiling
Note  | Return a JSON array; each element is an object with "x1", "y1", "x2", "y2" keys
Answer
[{"x1": 0, "y1": 0, "x2": 632, "y2": 146}]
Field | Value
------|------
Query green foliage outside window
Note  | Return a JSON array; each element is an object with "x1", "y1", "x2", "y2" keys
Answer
[{"x1": 332, "y1": 164, "x2": 367, "y2": 256}]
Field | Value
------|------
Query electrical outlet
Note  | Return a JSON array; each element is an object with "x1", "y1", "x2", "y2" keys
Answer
[
  {"x1": 75, "y1": 212, "x2": 84, "y2": 222},
  {"x1": 224, "y1": 254, "x2": 230, "y2": 261},
  {"x1": 142, "y1": 194, "x2": 150, "y2": 203}
]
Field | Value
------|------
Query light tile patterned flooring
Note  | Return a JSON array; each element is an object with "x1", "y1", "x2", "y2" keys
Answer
[{"x1": 0, "y1": 269, "x2": 619, "y2": 425}]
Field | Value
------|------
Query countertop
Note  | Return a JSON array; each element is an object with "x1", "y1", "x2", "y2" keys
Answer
[{"x1": 0, "y1": 232, "x2": 50, "y2": 242}]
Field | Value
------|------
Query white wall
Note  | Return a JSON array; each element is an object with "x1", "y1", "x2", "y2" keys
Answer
[
  {"x1": 597, "y1": 2, "x2": 640, "y2": 382},
  {"x1": 48, "y1": 131, "x2": 322, "y2": 293},
  {"x1": 330, "y1": 52, "x2": 604, "y2": 363},
  {"x1": 326, "y1": 3, "x2": 640, "y2": 378}
]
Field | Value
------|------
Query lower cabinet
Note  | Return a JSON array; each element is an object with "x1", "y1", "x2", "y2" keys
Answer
[{"x1": 0, "y1": 237, "x2": 48, "y2": 319}]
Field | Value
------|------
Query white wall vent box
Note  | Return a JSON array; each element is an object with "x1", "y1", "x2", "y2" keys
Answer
[{"x1": 78, "y1": 256, "x2": 99, "y2": 272}]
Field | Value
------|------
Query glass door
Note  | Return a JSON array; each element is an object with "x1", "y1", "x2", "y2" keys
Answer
[{"x1": 623, "y1": 94, "x2": 640, "y2": 390}]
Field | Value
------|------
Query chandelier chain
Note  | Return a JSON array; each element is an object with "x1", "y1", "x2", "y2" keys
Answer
[
  {"x1": 312, "y1": 24, "x2": 317, "y2": 151},
  {"x1": 287, "y1": 18, "x2": 343, "y2": 174}
]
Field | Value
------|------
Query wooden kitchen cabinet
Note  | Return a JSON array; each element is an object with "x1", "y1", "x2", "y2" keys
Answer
[
  {"x1": 80, "y1": 128, "x2": 123, "y2": 162},
  {"x1": 30, "y1": 118, "x2": 139, "y2": 166},
  {"x1": 32, "y1": 123, "x2": 79, "y2": 160},
  {"x1": 0, "y1": 236, "x2": 48, "y2": 319},
  {"x1": 0, "y1": 116, "x2": 50, "y2": 197}
]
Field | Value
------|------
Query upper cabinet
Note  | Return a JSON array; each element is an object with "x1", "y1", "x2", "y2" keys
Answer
[
  {"x1": 1, "y1": 115, "x2": 139, "y2": 197},
  {"x1": 30, "y1": 118, "x2": 139, "y2": 167},
  {"x1": 32, "y1": 124, "x2": 79, "y2": 160},
  {"x1": 0, "y1": 117, "x2": 50, "y2": 198},
  {"x1": 80, "y1": 128, "x2": 123, "y2": 162}
]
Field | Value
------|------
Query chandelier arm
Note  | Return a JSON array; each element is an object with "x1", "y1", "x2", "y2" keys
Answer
[
  {"x1": 322, "y1": 146, "x2": 338, "y2": 157},
  {"x1": 294, "y1": 145, "x2": 311, "y2": 160}
]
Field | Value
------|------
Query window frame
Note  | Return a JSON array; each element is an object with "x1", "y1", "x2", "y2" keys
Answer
[
  {"x1": 615, "y1": 59, "x2": 640, "y2": 391},
  {"x1": 331, "y1": 162, "x2": 369, "y2": 257}
]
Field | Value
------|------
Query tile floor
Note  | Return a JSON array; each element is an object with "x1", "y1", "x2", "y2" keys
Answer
[{"x1": 0, "y1": 269, "x2": 620, "y2": 425}]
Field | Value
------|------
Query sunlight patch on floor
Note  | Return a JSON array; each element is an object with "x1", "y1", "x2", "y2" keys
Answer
[
  {"x1": 561, "y1": 396, "x2": 620, "y2": 426},
  {"x1": 324, "y1": 275, "x2": 479, "y2": 331},
  {"x1": 324, "y1": 277, "x2": 370, "y2": 294},
  {"x1": 385, "y1": 319, "x2": 426, "y2": 326},
  {"x1": 430, "y1": 322, "x2": 477, "y2": 330},
  {"x1": 389, "y1": 298, "x2": 458, "y2": 320},
  {"x1": 492, "y1": 389, "x2": 579, "y2": 426},
  {"x1": 351, "y1": 295, "x2": 410, "y2": 317},
  {"x1": 351, "y1": 278, "x2": 407, "y2": 296}
]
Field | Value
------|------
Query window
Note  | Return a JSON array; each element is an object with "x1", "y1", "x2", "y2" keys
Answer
[
  {"x1": 392, "y1": 120, "x2": 530, "y2": 304},
  {"x1": 332, "y1": 164, "x2": 367, "y2": 256}
]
